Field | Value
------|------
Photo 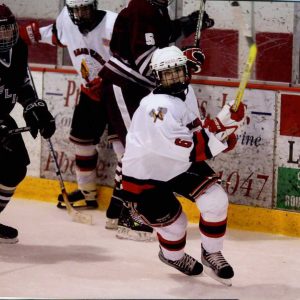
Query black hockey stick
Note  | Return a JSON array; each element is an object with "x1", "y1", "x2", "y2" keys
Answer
[
  {"x1": 194, "y1": 0, "x2": 206, "y2": 47},
  {"x1": 27, "y1": 67, "x2": 93, "y2": 225},
  {"x1": 8, "y1": 126, "x2": 31, "y2": 135}
]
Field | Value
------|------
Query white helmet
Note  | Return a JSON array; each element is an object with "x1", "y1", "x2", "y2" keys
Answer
[
  {"x1": 150, "y1": 46, "x2": 189, "y2": 94},
  {"x1": 66, "y1": 0, "x2": 95, "y2": 7},
  {"x1": 66, "y1": 0, "x2": 97, "y2": 32}
]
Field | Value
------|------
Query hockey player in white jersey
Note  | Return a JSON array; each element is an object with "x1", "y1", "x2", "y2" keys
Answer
[
  {"x1": 121, "y1": 46, "x2": 246, "y2": 284},
  {"x1": 20, "y1": 0, "x2": 119, "y2": 210}
]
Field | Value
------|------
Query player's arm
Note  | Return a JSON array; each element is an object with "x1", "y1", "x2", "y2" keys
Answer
[
  {"x1": 19, "y1": 21, "x2": 65, "y2": 47},
  {"x1": 15, "y1": 43, "x2": 56, "y2": 140}
]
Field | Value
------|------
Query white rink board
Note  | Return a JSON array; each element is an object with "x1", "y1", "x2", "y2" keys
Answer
[
  {"x1": 191, "y1": 84, "x2": 276, "y2": 208},
  {"x1": 40, "y1": 71, "x2": 117, "y2": 187}
]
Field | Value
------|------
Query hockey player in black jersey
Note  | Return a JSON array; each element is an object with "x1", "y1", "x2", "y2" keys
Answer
[{"x1": 0, "y1": 4, "x2": 56, "y2": 243}]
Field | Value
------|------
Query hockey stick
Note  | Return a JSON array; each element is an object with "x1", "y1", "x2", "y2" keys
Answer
[
  {"x1": 194, "y1": 0, "x2": 206, "y2": 47},
  {"x1": 47, "y1": 138, "x2": 93, "y2": 225},
  {"x1": 231, "y1": 1, "x2": 257, "y2": 112},
  {"x1": 27, "y1": 67, "x2": 93, "y2": 225},
  {"x1": 8, "y1": 126, "x2": 31, "y2": 135}
]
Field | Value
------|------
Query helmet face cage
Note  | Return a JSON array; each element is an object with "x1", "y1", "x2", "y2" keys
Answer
[
  {"x1": 0, "y1": 5, "x2": 18, "y2": 53},
  {"x1": 159, "y1": 65, "x2": 187, "y2": 86},
  {"x1": 151, "y1": 46, "x2": 190, "y2": 94},
  {"x1": 66, "y1": 0, "x2": 97, "y2": 27},
  {"x1": 149, "y1": 0, "x2": 174, "y2": 8}
]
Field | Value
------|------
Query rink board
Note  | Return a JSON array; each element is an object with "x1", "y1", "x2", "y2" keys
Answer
[{"x1": 8, "y1": 70, "x2": 300, "y2": 237}]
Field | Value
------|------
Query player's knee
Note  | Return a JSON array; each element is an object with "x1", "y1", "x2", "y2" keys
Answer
[
  {"x1": 155, "y1": 211, "x2": 188, "y2": 239},
  {"x1": 196, "y1": 183, "x2": 228, "y2": 220}
]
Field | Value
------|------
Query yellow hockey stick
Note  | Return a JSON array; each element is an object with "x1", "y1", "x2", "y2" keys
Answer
[
  {"x1": 231, "y1": 1, "x2": 257, "y2": 112},
  {"x1": 231, "y1": 42, "x2": 257, "y2": 112}
]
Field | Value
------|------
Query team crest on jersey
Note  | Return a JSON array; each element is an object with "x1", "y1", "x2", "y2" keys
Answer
[
  {"x1": 150, "y1": 107, "x2": 167, "y2": 122},
  {"x1": 145, "y1": 33, "x2": 155, "y2": 45},
  {"x1": 80, "y1": 59, "x2": 90, "y2": 82}
]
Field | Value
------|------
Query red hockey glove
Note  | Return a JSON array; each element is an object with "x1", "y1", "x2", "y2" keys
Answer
[
  {"x1": 81, "y1": 77, "x2": 102, "y2": 102},
  {"x1": 222, "y1": 133, "x2": 237, "y2": 153},
  {"x1": 19, "y1": 21, "x2": 41, "y2": 45},
  {"x1": 183, "y1": 47, "x2": 205, "y2": 74},
  {"x1": 203, "y1": 101, "x2": 246, "y2": 140}
]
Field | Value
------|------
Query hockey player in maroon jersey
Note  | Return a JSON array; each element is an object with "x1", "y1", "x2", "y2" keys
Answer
[
  {"x1": 121, "y1": 45, "x2": 246, "y2": 284},
  {"x1": 99, "y1": 0, "x2": 214, "y2": 240},
  {"x1": 0, "y1": 4, "x2": 56, "y2": 243},
  {"x1": 20, "y1": 0, "x2": 119, "y2": 211}
]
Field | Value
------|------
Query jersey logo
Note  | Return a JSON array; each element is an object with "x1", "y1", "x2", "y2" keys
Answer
[
  {"x1": 145, "y1": 33, "x2": 155, "y2": 45},
  {"x1": 80, "y1": 59, "x2": 90, "y2": 82},
  {"x1": 150, "y1": 107, "x2": 167, "y2": 122}
]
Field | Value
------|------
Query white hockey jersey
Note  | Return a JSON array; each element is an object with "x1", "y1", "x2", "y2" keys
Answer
[
  {"x1": 39, "y1": 7, "x2": 117, "y2": 86},
  {"x1": 122, "y1": 87, "x2": 227, "y2": 182}
]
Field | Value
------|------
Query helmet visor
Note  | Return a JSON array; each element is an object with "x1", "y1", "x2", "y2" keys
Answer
[{"x1": 0, "y1": 22, "x2": 18, "y2": 52}]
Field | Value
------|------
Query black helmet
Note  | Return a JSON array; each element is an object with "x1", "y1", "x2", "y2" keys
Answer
[
  {"x1": 148, "y1": 0, "x2": 174, "y2": 8},
  {"x1": 0, "y1": 4, "x2": 18, "y2": 52}
]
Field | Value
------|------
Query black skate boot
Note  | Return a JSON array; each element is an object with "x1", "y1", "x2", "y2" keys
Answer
[
  {"x1": 116, "y1": 206, "x2": 156, "y2": 242},
  {"x1": 158, "y1": 247, "x2": 203, "y2": 276},
  {"x1": 57, "y1": 189, "x2": 98, "y2": 209},
  {"x1": 0, "y1": 224, "x2": 18, "y2": 244},
  {"x1": 201, "y1": 244, "x2": 234, "y2": 286}
]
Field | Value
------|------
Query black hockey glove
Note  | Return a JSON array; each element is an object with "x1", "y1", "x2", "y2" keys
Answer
[
  {"x1": 23, "y1": 99, "x2": 56, "y2": 139},
  {"x1": 179, "y1": 11, "x2": 215, "y2": 37}
]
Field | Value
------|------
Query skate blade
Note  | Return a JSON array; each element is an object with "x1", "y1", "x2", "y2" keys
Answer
[
  {"x1": 0, "y1": 237, "x2": 19, "y2": 244},
  {"x1": 116, "y1": 226, "x2": 156, "y2": 242},
  {"x1": 203, "y1": 265, "x2": 232, "y2": 286},
  {"x1": 57, "y1": 202, "x2": 98, "y2": 210},
  {"x1": 70, "y1": 211, "x2": 93, "y2": 225}
]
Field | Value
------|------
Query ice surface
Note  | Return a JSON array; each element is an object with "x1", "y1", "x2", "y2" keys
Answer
[{"x1": 0, "y1": 198, "x2": 300, "y2": 299}]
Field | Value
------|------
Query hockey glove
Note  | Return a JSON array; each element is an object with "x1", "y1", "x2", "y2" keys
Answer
[
  {"x1": 179, "y1": 11, "x2": 214, "y2": 38},
  {"x1": 81, "y1": 77, "x2": 102, "y2": 101},
  {"x1": 19, "y1": 21, "x2": 41, "y2": 45},
  {"x1": 23, "y1": 99, "x2": 56, "y2": 139},
  {"x1": 183, "y1": 47, "x2": 205, "y2": 74},
  {"x1": 222, "y1": 133, "x2": 237, "y2": 153},
  {"x1": 203, "y1": 101, "x2": 246, "y2": 140}
]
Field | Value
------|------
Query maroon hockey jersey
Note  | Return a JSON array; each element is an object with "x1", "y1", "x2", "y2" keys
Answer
[{"x1": 100, "y1": 0, "x2": 182, "y2": 88}]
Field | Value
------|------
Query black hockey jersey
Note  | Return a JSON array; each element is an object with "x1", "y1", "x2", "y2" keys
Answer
[{"x1": 0, "y1": 38, "x2": 35, "y2": 118}]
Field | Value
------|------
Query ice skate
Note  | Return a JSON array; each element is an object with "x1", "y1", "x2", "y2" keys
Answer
[
  {"x1": 158, "y1": 247, "x2": 203, "y2": 276},
  {"x1": 0, "y1": 223, "x2": 18, "y2": 244},
  {"x1": 201, "y1": 245, "x2": 234, "y2": 286},
  {"x1": 116, "y1": 206, "x2": 156, "y2": 242},
  {"x1": 57, "y1": 189, "x2": 98, "y2": 209}
]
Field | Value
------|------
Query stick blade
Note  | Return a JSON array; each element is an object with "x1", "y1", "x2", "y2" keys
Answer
[
  {"x1": 70, "y1": 210, "x2": 93, "y2": 225},
  {"x1": 61, "y1": 191, "x2": 93, "y2": 225}
]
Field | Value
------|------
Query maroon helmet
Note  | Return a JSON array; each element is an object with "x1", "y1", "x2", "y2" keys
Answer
[
  {"x1": 0, "y1": 4, "x2": 19, "y2": 52},
  {"x1": 148, "y1": 0, "x2": 174, "y2": 8}
]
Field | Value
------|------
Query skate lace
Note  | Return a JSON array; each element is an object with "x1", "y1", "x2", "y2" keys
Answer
[
  {"x1": 205, "y1": 251, "x2": 229, "y2": 270},
  {"x1": 174, "y1": 254, "x2": 196, "y2": 271}
]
